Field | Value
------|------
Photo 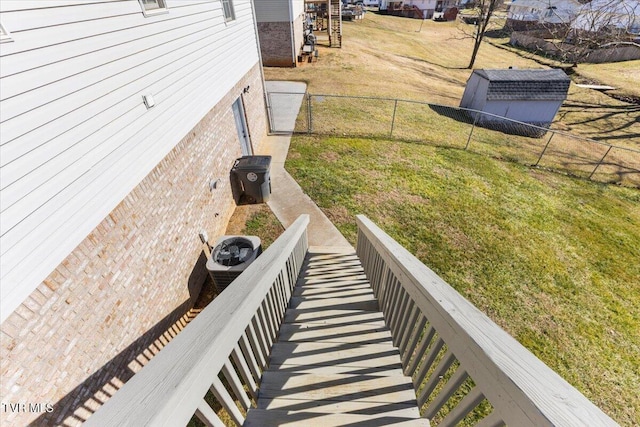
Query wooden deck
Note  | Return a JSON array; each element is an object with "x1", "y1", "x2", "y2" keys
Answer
[
  {"x1": 86, "y1": 215, "x2": 618, "y2": 427},
  {"x1": 244, "y1": 248, "x2": 427, "y2": 426}
]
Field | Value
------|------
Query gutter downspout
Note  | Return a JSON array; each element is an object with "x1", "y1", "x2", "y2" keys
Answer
[
  {"x1": 288, "y1": 0, "x2": 297, "y2": 67},
  {"x1": 249, "y1": 0, "x2": 274, "y2": 133}
]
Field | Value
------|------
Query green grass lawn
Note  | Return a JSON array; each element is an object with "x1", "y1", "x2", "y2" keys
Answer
[{"x1": 286, "y1": 135, "x2": 640, "y2": 425}]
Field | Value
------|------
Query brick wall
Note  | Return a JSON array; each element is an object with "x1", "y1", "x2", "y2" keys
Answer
[
  {"x1": 0, "y1": 64, "x2": 267, "y2": 427},
  {"x1": 258, "y1": 22, "x2": 296, "y2": 67}
]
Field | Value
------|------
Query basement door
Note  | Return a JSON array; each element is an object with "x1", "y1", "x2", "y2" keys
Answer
[{"x1": 232, "y1": 97, "x2": 252, "y2": 156}]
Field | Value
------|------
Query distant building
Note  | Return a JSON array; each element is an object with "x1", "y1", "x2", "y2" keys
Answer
[
  {"x1": 254, "y1": 0, "x2": 306, "y2": 67},
  {"x1": 571, "y1": 0, "x2": 640, "y2": 35},
  {"x1": 460, "y1": 69, "x2": 570, "y2": 135},
  {"x1": 506, "y1": 0, "x2": 580, "y2": 30},
  {"x1": 380, "y1": 0, "x2": 458, "y2": 19}
]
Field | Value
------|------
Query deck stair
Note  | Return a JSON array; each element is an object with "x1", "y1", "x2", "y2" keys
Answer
[
  {"x1": 244, "y1": 248, "x2": 426, "y2": 426},
  {"x1": 329, "y1": 0, "x2": 342, "y2": 47}
]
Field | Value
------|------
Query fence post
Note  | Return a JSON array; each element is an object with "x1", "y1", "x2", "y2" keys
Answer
[
  {"x1": 390, "y1": 99, "x2": 398, "y2": 138},
  {"x1": 535, "y1": 131, "x2": 556, "y2": 166},
  {"x1": 307, "y1": 93, "x2": 312, "y2": 134},
  {"x1": 465, "y1": 114, "x2": 479, "y2": 150},
  {"x1": 589, "y1": 145, "x2": 613, "y2": 180}
]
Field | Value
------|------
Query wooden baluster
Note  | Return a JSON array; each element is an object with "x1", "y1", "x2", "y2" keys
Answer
[
  {"x1": 263, "y1": 293, "x2": 278, "y2": 343},
  {"x1": 272, "y1": 276, "x2": 285, "y2": 322},
  {"x1": 253, "y1": 309, "x2": 271, "y2": 365},
  {"x1": 231, "y1": 344, "x2": 258, "y2": 400},
  {"x1": 473, "y1": 410, "x2": 506, "y2": 427},
  {"x1": 390, "y1": 290, "x2": 409, "y2": 346},
  {"x1": 195, "y1": 398, "x2": 225, "y2": 427},
  {"x1": 210, "y1": 376, "x2": 244, "y2": 426},
  {"x1": 246, "y1": 320, "x2": 267, "y2": 370},
  {"x1": 222, "y1": 360, "x2": 252, "y2": 411},
  {"x1": 402, "y1": 315, "x2": 428, "y2": 370},
  {"x1": 411, "y1": 334, "x2": 442, "y2": 382},
  {"x1": 417, "y1": 349, "x2": 456, "y2": 408},
  {"x1": 423, "y1": 365, "x2": 469, "y2": 419},
  {"x1": 386, "y1": 277, "x2": 403, "y2": 328},
  {"x1": 381, "y1": 272, "x2": 397, "y2": 319},
  {"x1": 439, "y1": 387, "x2": 487, "y2": 426},
  {"x1": 398, "y1": 303, "x2": 419, "y2": 360}
]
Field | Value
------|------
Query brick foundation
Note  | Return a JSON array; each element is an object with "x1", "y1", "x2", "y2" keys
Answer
[{"x1": 0, "y1": 64, "x2": 267, "y2": 427}]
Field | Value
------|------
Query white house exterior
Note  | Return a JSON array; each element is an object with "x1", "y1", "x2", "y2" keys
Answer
[
  {"x1": 571, "y1": 0, "x2": 640, "y2": 34},
  {"x1": 392, "y1": 0, "x2": 456, "y2": 18},
  {"x1": 507, "y1": 0, "x2": 580, "y2": 28},
  {"x1": 0, "y1": 0, "x2": 268, "y2": 425},
  {"x1": 254, "y1": 0, "x2": 306, "y2": 66}
]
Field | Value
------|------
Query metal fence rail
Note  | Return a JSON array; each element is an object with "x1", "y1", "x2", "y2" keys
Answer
[{"x1": 267, "y1": 91, "x2": 640, "y2": 187}]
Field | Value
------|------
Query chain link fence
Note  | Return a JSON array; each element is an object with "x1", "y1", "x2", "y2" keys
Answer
[{"x1": 267, "y1": 92, "x2": 640, "y2": 188}]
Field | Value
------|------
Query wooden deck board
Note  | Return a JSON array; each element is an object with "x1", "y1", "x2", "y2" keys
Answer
[
  {"x1": 245, "y1": 249, "x2": 425, "y2": 426},
  {"x1": 244, "y1": 409, "x2": 430, "y2": 426},
  {"x1": 277, "y1": 322, "x2": 391, "y2": 344}
]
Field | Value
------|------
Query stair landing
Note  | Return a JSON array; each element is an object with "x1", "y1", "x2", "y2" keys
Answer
[{"x1": 244, "y1": 248, "x2": 427, "y2": 426}]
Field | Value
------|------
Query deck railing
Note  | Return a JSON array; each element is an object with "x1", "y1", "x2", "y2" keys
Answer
[
  {"x1": 86, "y1": 215, "x2": 309, "y2": 427},
  {"x1": 355, "y1": 215, "x2": 618, "y2": 426}
]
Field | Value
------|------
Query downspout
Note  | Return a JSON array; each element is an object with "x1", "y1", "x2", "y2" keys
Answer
[
  {"x1": 249, "y1": 0, "x2": 274, "y2": 134},
  {"x1": 240, "y1": 92, "x2": 254, "y2": 154},
  {"x1": 288, "y1": 0, "x2": 297, "y2": 67}
]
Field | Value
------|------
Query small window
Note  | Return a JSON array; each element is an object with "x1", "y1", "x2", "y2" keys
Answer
[
  {"x1": 221, "y1": 0, "x2": 236, "y2": 22},
  {"x1": 138, "y1": 0, "x2": 168, "y2": 16},
  {"x1": 1, "y1": 23, "x2": 13, "y2": 43}
]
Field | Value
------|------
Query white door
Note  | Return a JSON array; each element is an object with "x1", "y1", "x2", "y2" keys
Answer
[{"x1": 232, "y1": 97, "x2": 252, "y2": 156}]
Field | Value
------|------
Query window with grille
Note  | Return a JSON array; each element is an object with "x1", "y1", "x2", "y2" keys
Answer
[{"x1": 221, "y1": 0, "x2": 236, "y2": 22}]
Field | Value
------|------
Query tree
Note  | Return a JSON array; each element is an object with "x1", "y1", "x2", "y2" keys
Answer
[{"x1": 466, "y1": 0, "x2": 503, "y2": 68}]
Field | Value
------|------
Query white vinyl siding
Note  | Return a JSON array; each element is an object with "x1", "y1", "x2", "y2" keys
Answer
[{"x1": 0, "y1": 0, "x2": 261, "y2": 321}]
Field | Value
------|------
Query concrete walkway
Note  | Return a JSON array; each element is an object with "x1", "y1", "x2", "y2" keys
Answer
[{"x1": 259, "y1": 81, "x2": 352, "y2": 249}]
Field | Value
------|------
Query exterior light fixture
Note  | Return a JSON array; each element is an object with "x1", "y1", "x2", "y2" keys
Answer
[{"x1": 142, "y1": 94, "x2": 155, "y2": 109}]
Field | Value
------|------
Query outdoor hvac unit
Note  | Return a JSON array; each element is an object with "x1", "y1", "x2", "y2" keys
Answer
[{"x1": 206, "y1": 235, "x2": 262, "y2": 294}]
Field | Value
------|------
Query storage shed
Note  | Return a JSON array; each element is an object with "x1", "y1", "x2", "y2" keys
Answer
[{"x1": 460, "y1": 68, "x2": 570, "y2": 134}]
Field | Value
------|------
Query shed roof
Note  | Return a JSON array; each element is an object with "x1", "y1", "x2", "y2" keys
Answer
[{"x1": 474, "y1": 69, "x2": 570, "y2": 101}]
